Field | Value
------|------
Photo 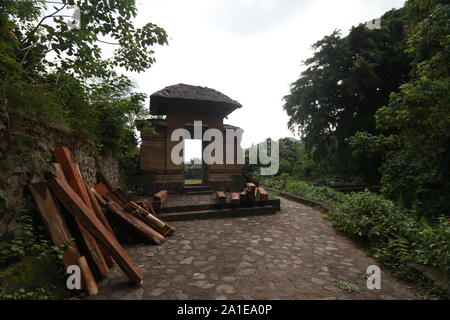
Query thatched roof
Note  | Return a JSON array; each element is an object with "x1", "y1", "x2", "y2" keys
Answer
[{"x1": 150, "y1": 84, "x2": 242, "y2": 110}]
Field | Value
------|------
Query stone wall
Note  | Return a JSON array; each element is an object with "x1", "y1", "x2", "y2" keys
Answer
[{"x1": 0, "y1": 123, "x2": 124, "y2": 241}]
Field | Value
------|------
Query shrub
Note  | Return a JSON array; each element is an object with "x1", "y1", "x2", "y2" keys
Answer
[
  {"x1": 263, "y1": 175, "x2": 344, "y2": 206},
  {"x1": 330, "y1": 191, "x2": 414, "y2": 245}
]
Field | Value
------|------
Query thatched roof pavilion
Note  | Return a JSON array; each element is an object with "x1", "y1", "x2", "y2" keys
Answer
[{"x1": 150, "y1": 83, "x2": 242, "y2": 117}]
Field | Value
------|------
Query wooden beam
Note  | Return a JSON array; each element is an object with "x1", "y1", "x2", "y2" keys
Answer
[
  {"x1": 231, "y1": 193, "x2": 240, "y2": 206},
  {"x1": 48, "y1": 176, "x2": 144, "y2": 285},
  {"x1": 257, "y1": 187, "x2": 269, "y2": 202},
  {"x1": 134, "y1": 198, "x2": 152, "y2": 211},
  {"x1": 216, "y1": 191, "x2": 226, "y2": 206},
  {"x1": 78, "y1": 256, "x2": 98, "y2": 296},
  {"x1": 29, "y1": 181, "x2": 99, "y2": 296},
  {"x1": 124, "y1": 201, "x2": 175, "y2": 236},
  {"x1": 84, "y1": 181, "x2": 116, "y2": 238},
  {"x1": 74, "y1": 164, "x2": 111, "y2": 274},
  {"x1": 52, "y1": 162, "x2": 109, "y2": 279},
  {"x1": 152, "y1": 190, "x2": 168, "y2": 211},
  {"x1": 97, "y1": 171, "x2": 114, "y2": 192},
  {"x1": 108, "y1": 202, "x2": 165, "y2": 245},
  {"x1": 54, "y1": 147, "x2": 92, "y2": 210},
  {"x1": 112, "y1": 189, "x2": 130, "y2": 205},
  {"x1": 95, "y1": 183, "x2": 124, "y2": 205},
  {"x1": 91, "y1": 188, "x2": 108, "y2": 207},
  {"x1": 29, "y1": 181, "x2": 80, "y2": 267}
]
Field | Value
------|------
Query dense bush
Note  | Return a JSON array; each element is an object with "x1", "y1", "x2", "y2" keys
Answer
[
  {"x1": 330, "y1": 191, "x2": 414, "y2": 245},
  {"x1": 263, "y1": 174, "x2": 345, "y2": 207},
  {"x1": 331, "y1": 191, "x2": 449, "y2": 283}
]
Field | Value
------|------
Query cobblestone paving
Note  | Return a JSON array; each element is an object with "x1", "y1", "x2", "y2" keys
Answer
[{"x1": 91, "y1": 197, "x2": 416, "y2": 300}]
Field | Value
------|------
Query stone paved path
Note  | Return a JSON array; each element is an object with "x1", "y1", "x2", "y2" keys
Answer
[{"x1": 90, "y1": 197, "x2": 416, "y2": 300}]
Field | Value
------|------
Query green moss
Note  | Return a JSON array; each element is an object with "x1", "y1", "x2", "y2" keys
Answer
[{"x1": 0, "y1": 256, "x2": 69, "y2": 300}]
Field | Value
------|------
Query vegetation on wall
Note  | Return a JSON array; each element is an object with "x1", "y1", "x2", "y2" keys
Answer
[{"x1": 0, "y1": 0, "x2": 168, "y2": 299}]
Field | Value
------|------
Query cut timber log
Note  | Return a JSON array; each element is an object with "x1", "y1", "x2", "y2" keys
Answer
[
  {"x1": 95, "y1": 183, "x2": 124, "y2": 205},
  {"x1": 48, "y1": 177, "x2": 143, "y2": 285},
  {"x1": 78, "y1": 256, "x2": 98, "y2": 296},
  {"x1": 152, "y1": 190, "x2": 168, "y2": 211},
  {"x1": 124, "y1": 201, "x2": 175, "y2": 236},
  {"x1": 74, "y1": 164, "x2": 112, "y2": 272},
  {"x1": 216, "y1": 191, "x2": 226, "y2": 205},
  {"x1": 257, "y1": 187, "x2": 269, "y2": 202},
  {"x1": 84, "y1": 181, "x2": 116, "y2": 237},
  {"x1": 112, "y1": 189, "x2": 130, "y2": 205},
  {"x1": 134, "y1": 198, "x2": 152, "y2": 211},
  {"x1": 231, "y1": 193, "x2": 240, "y2": 206},
  {"x1": 54, "y1": 147, "x2": 92, "y2": 209},
  {"x1": 97, "y1": 171, "x2": 130, "y2": 205},
  {"x1": 52, "y1": 162, "x2": 109, "y2": 279},
  {"x1": 29, "y1": 181, "x2": 81, "y2": 267},
  {"x1": 91, "y1": 188, "x2": 108, "y2": 207},
  {"x1": 97, "y1": 171, "x2": 114, "y2": 192},
  {"x1": 108, "y1": 202, "x2": 165, "y2": 245}
]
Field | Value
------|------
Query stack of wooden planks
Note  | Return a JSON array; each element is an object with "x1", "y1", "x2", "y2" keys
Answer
[
  {"x1": 29, "y1": 146, "x2": 175, "y2": 297},
  {"x1": 239, "y1": 183, "x2": 269, "y2": 205},
  {"x1": 214, "y1": 184, "x2": 269, "y2": 207}
]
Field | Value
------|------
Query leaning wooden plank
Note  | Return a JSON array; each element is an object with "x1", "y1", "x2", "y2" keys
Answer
[
  {"x1": 134, "y1": 198, "x2": 152, "y2": 211},
  {"x1": 216, "y1": 191, "x2": 226, "y2": 205},
  {"x1": 124, "y1": 201, "x2": 175, "y2": 236},
  {"x1": 231, "y1": 193, "x2": 240, "y2": 206},
  {"x1": 29, "y1": 181, "x2": 98, "y2": 295},
  {"x1": 78, "y1": 256, "x2": 98, "y2": 296},
  {"x1": 112, "y1": 189, "x2": 130, "y2": 205},
  {"x1": 29, "y1": 181, "x2": 81, "y2": 267},
  {"x1": 91, "y1": 188, "x2": 108, "y2": 207},
  {"x1": 82, "y1": 177, "x2": 117, "y2": 268},
  {"x1": 108, "y1": 202, "x2": 165, "y2": 245},
  {"x1": 257, "y1": 187, "x2": 269, "y2": 202},
  {"x1": 48, "y1": 177, "x2": 143, "y2": 285},
  {"x1": 85, "y1": 181, "x2": 117, "y2": 239},
  {"x1": 97, "y1": 171, "x2": 114, "y2": 192},
  {"x1": 53, "y1": 162, "x2": 109, "y2": 279},
  {"x1": 95, "y1": 183, "x2": 124, "y2": 205},
  {"x1": 54, "y1": 147, "x2": 92, "y2": 210},
  {"x1": 73, "y1": 164, "x2": 111, "y2": 274}
]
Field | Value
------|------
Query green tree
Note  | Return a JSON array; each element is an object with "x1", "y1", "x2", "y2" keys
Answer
[
  {"x1": 283, "y1": 8, "x2": 411, "y2": 183},
  {"x1": 350, "y1": 1, "x2": 450, "y2": 218},
  {"x1": 2, "y1": 0, "x2": 167, "y2": 79}
]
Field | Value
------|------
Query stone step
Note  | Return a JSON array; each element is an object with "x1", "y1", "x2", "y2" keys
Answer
[
  {"x1": 158, "y1": 205, "x2": 278, "y2": 222},
  {"x1": 185, "y1": 191, "x2": 213, "y2": 196},
  {"x1": 184, "y1": 185, "x2": 213, "y2": 195},
  {"x1": 184, "y1": 185, "x2": 212, "y2": 191}
]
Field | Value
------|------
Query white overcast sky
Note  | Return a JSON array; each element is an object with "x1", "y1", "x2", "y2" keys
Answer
[{"x1": 123, "y1": 0, "x2": 405, "y2": 151}]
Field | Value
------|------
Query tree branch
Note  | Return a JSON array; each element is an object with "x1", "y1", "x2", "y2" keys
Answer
[{"x1": 22, "y1": 4, "x2": 67, "y2": 44}]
